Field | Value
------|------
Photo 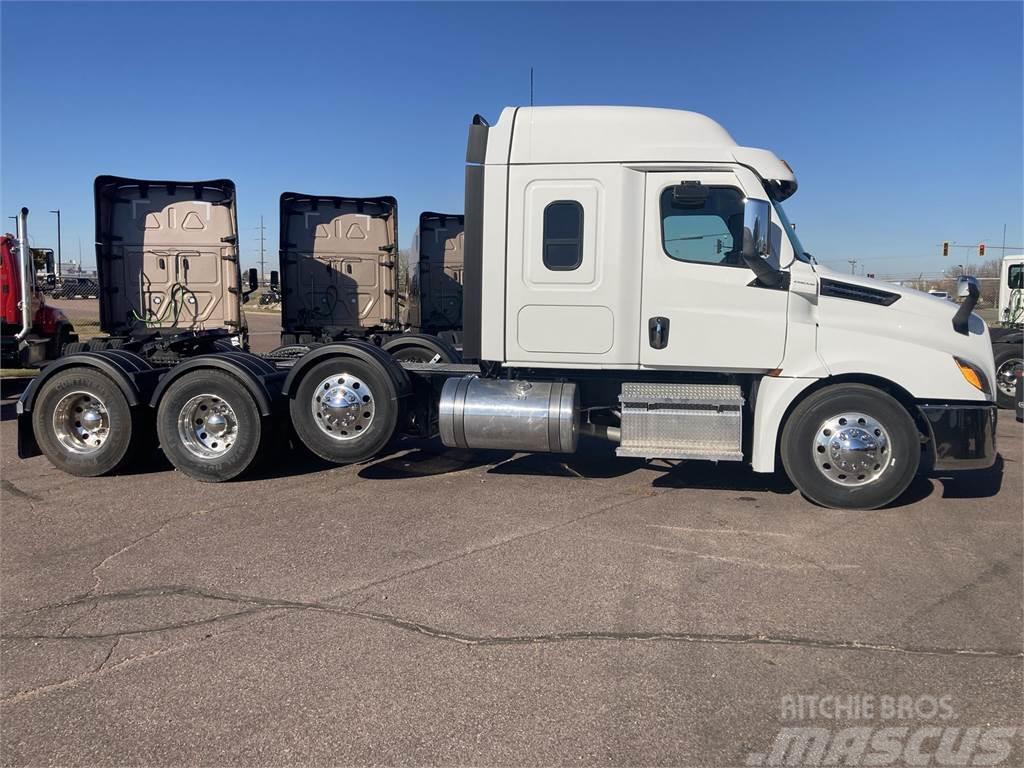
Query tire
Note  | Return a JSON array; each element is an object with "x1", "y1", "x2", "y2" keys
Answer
[
  {"x1": 106, "y1": 338, "x2": 125, "y2": 350},
  {"x1": 780, "y1": 384, "x2": 921, "y2": 510},
  {"x1": 156, "y1": 369, "x2": 268, "y2": 482},
  {"x1": 61, "y1": 341, "x2": 88, "y2": 355},
  {"x1": 280, "y1": 333, "x2": 297, "y2": 347},
  {"x1": 47, "y1": 324, "x2": 74, "y2": 360},
  {"x1": 383, "y1": 334, "x2": 461, "y2": 364},
  {"x1": 32, "y1": 367, "x2": 139, "y2": 477},
  {"x1": 289, "y1": 356, "x2": 398, "y2": 464},
  {"x1": 993, "y1": 344, "x2": 1023, "y2": 411}
]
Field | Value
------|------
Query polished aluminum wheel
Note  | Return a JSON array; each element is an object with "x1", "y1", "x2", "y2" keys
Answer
[
  {"x1": 177, "y1": 394, "x2": 238, "y2": 459},
  {"x1": 995, "y1": 357, "x2": 1022, "y2": 399},
  {"x1": 311, "y1": 373, "x2": 375, "y2": 440},
  {"x1": 812, "y1": 412, "x2": 891, "y2": 487},
  {"x1": 52, "y1": 390, "x2": 110, "y2": 454}
]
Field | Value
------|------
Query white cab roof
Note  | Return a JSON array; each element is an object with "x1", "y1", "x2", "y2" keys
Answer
[{"x1": 485, "y1": 106, "x2": 797, "y2": 197}]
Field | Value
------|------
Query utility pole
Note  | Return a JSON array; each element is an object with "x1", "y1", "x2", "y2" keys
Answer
[
  {"x1": 848, "y1": 259, "x2": 857, "y2": 274},
  {"x1": 49, "y1": 209, "x2": 61, "y2": 277},
  {"x1": 530, "y1": 67, "x2": 534, "y2": 106},
  {"x1": 257, "y1": 215, "x2": 266, "y2": 284}
]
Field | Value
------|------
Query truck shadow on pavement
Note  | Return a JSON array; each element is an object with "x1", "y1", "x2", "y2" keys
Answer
[{"x1": 357, "y1": 437, "x2": 1006, "y2": 509}]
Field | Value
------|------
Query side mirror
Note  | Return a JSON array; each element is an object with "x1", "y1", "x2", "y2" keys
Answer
[
  {"x1": 741, "y1": 199, "x2": 783, "y2": 287},
  {"x1": 956, "y1": 275, "x2": 978, "y2": 299},
  {"x1": 270, "y1": 270, "x2": 279, "y2": 290},
  {"x1": 247, "y1": 268, "x2": 258, "y2": 292}
]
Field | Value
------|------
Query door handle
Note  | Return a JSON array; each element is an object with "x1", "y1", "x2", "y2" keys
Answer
[{"x1": 648, "y1": 316, "x2": 669, "y2": 349}]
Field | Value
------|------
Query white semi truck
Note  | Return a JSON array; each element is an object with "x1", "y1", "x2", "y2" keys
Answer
[
  {"x1": 992, "y1": 254, "x2": 1022, "y2": 410},
  {"x1": 17, "y1": 106, "x2": 998, "y2": 509}
]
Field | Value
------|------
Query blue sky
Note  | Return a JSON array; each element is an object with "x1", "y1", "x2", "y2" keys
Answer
[{"x1": 2, "y1": 1, "x2": 1021, "y2": 277}]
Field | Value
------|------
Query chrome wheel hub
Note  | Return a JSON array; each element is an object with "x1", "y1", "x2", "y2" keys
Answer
[
  {"x1": 52, "y1": 390, "x2": 110, "y2": 454},
  {"x1": 995, "y1": 357, "x2": 1022, "y2": 398},
  {"x1": 177, "y1": 394, "x2": 238, "y2": 459},
  {"x1": 311, "y1": 373, "x2": 374, "y2": 440},
  {"x1": 813, "y1": 412, "x2": 891, "y2": 487}
]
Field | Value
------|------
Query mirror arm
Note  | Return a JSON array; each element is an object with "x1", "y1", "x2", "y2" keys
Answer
[
  {"x1": 743, "y1": 253, "x2": 785, "y2": 288},
  {"x1": 952, "y1": 282, "x2": 979, "y2": 335}
]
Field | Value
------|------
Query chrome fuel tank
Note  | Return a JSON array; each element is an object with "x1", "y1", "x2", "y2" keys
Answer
[{"x1": 439, "y1": 377, "x2": 578, "y2": 453}]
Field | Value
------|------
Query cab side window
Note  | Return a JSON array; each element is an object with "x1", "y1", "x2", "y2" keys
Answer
[
  {"x1": 660, "y1": 186, "x2": 745, "y2": 266},
  {"x1": 543, "y1": 200, "x2": 583, "y2": 271},
  {"x1": 1009, "y1": 264, "x2": 1023, "y2": 289}
]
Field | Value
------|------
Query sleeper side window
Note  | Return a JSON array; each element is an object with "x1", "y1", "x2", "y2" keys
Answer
[
  {"x1": 660, "y1": 186, "x2": 745, "y2": 267},
  {"x1": 543, "y1": 200, "x2": 583, "y2": 271}
]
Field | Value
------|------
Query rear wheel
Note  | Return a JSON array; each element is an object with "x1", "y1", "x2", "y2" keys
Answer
[
  {"x1": 32, "y1": 368, "x2": 138, "y2": 476},
  {"x1": 781, "y1": 384, "x2": 920, "y2": 510},
  {"x1": 289, "y1": 357, "x2": 398, "y2": 464},
  {"x1": 156, "y1": 370, "x2": 268, "y2": 482},
  {"x1": 993, "y1": 345, "x2": 1023, "y2": 410}
]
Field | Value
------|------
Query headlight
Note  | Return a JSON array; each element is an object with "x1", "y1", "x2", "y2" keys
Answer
[{"x1": 954, "y1": 357, "x2": 991, "y2": 396}]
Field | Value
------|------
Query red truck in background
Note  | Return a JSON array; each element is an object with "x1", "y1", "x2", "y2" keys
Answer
[{"x1": 1, "y1": 208, "x2": 77, "y2": 367}]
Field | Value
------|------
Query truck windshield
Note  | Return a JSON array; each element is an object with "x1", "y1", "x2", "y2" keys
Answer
[{"x1": 771, "y1": 201, "x2": 811, "y2": 264}]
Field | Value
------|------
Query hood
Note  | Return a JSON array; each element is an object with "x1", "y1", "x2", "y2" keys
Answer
[{"x1": 811, "y1": 264, "x2": 994, "y2": 400}]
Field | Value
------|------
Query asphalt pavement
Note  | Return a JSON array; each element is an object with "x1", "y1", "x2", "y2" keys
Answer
[{"x1": 1, "y1": 399, "x2": 1021, "y2": 766}]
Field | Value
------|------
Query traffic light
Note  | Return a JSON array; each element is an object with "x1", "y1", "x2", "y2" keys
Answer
[
  {"x1": 978, "y1": 243, "x2": 986, "y2": 257},
  {"x1": 942, "y1": 241, "x2": 949, "y2": 257}
]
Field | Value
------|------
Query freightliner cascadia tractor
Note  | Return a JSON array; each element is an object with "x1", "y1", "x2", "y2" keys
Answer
[
  {"x1": 77, "y1": 176, "x2": 257, "y2": 357},
  {"x1": 274, "y1": 193, "x2": 460, "y2": 365},
  {"x1": 17, "y1": 107, "x2": 998, "y2": 509},
  {"x1": 405, "y1": 211, "x2": 466, "y2": 354}
]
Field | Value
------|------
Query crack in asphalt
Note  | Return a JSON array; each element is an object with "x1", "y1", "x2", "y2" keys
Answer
[
  {"x1": 4, "y1": 478, "x2": 1021, "y2": 708},
  {"x1": 0, "y1": 478, "x2": 41, "y2": 502},
  {"x1": 3, "y1": 584, "x2": 1020, "y2": 665}
]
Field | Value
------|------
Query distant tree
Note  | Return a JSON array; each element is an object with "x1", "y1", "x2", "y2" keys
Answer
[{"x1": 398, "y1": 248, "x2": 412, "y2": 293}]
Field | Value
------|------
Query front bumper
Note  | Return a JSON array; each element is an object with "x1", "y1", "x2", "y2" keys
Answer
[{"x1": 918, "y1": 403, "x2": 997, "y2": 471}]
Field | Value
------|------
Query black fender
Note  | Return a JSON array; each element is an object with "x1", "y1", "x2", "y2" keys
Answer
[
  {"x1": 282, "y1": 340, "x2": 412, "y2": 404},
  {"x1": 20, "y1": 350, "x2": 157, "y2": 412},
  {"x1": 382, "y1": 333, "x2": 462, "y2": 363},
  {"x1": 991, "y1": 328, "x2": 1023, "y2": 347},
  {"x1": 149, "y1": 352, "x2": 285, "y2": 417},
  {"x1": 17, "y1": 350, "x2": 158, "y2": 459}
]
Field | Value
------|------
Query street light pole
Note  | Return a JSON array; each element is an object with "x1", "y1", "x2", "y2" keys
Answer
[{"x1": 49, "y1": 209, "x2": 61, "y2": 277}]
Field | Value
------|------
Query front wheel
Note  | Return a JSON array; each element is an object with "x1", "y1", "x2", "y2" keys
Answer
[
  {"x1": 781, "y1": 384, "x2": 921, "y2": 510},
  {"x1": 993, "y1": 345, "x2": 1023, "y2": 411}
]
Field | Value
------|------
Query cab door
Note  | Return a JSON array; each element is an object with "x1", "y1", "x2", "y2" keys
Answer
[{"x1": 639, "y1": 171, "x2": 788, "y2": 371}]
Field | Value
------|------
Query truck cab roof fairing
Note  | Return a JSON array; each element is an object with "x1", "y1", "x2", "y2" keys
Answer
[{"x1": 484, "y1": 106, "x2": 798, "y2": 201}]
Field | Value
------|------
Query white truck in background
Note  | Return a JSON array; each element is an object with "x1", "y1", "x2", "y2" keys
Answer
[
  {"x1": 17, "y1": 106, "x2": 998, "y2": 509},
  {"x1": 990, "y1": 254, "x2": 1023, "y2": 411}
]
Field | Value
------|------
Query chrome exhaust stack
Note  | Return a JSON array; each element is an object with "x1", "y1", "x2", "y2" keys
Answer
[{"x1": 15, "y1": 207, "x2": 33, "y2": 342}]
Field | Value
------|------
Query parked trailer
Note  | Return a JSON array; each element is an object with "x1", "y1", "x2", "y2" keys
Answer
[{"x1": 18, "y1": 106, "x2": 998, "y2": 509}]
